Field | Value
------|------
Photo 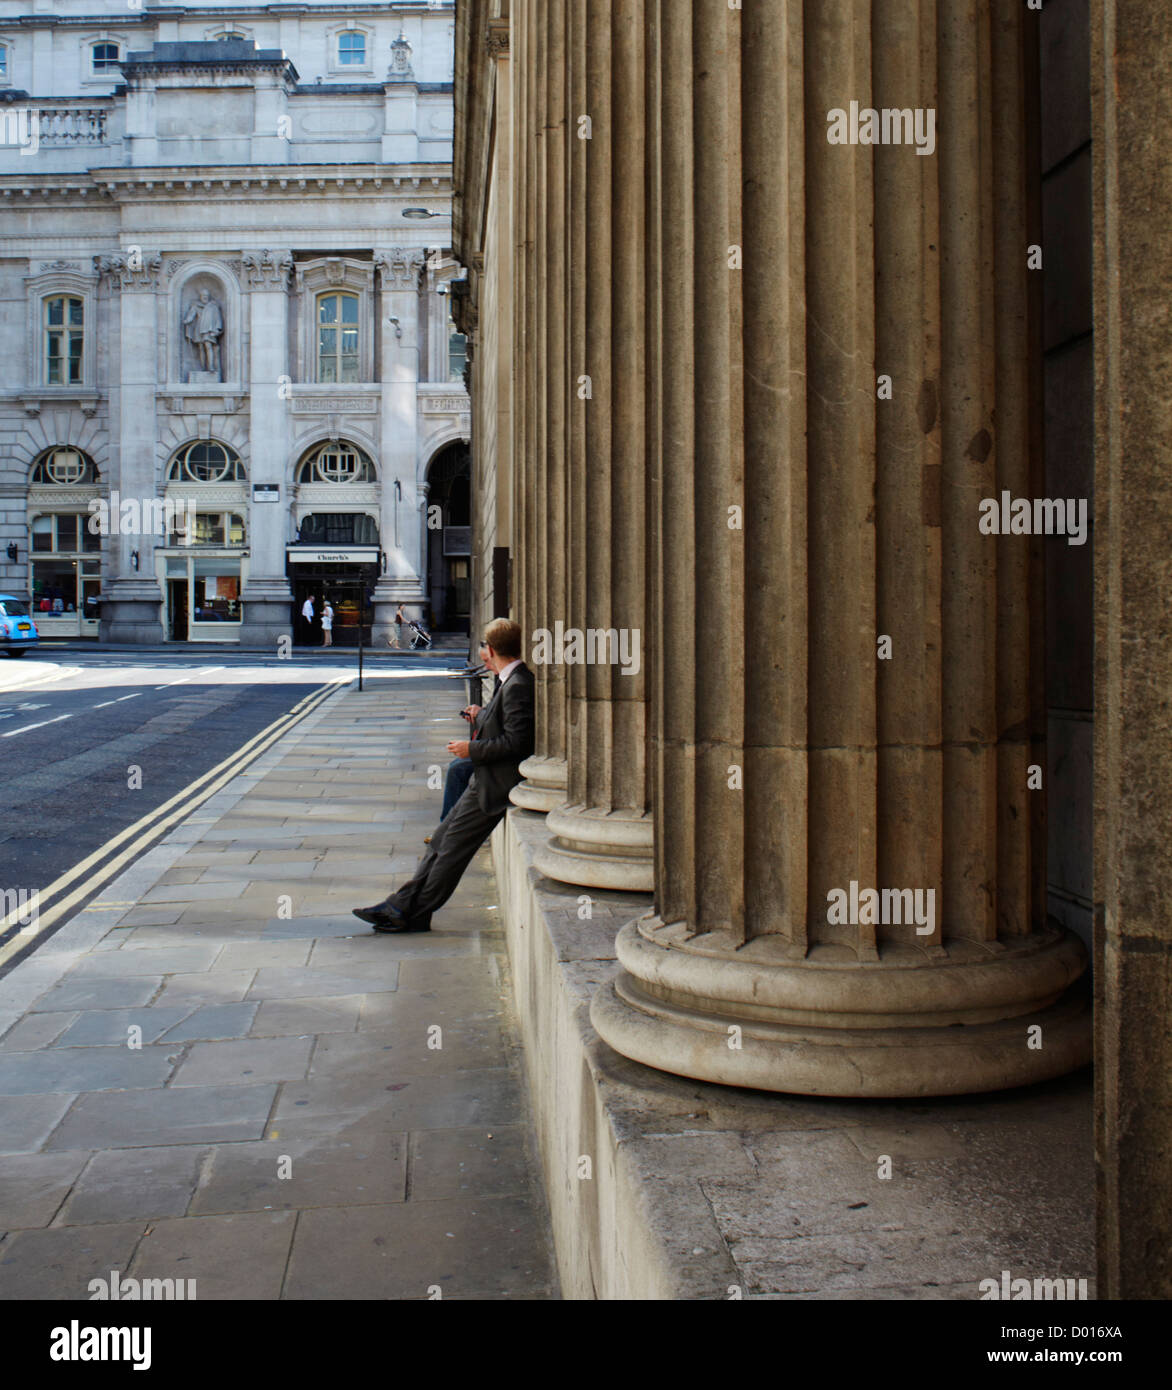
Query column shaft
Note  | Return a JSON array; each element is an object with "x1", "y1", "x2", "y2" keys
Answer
[
  {"x1": 533, "y1": 0, "x2": 653, "y2": 890},
  {"x1": 592, "y1": 0, "x2": 1089, "y2": 1097}
]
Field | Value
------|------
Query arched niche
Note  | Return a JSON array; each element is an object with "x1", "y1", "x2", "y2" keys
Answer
[{"x1": 170, "y1": 262, "x2": 241, "y2": 387}]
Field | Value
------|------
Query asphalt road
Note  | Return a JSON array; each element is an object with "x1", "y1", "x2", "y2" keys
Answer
[{"x1": 0, "y1": 648, "x2": 469, "y2": 970}]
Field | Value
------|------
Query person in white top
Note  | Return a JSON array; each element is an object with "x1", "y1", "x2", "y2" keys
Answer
[
  {"x1": 321, "y1": 600, "x2": 334, "y2": 648},
  {"x1": 301, "y1": 594, "x2": 315, "y2": 645}
]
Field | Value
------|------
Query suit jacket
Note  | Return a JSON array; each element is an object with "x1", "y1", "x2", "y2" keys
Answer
[{"x1": 467, "y1": 662, "x2": 536, "y2": 817}]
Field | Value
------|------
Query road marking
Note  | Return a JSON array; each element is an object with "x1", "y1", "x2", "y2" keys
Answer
[
  {"x1": 161, "y1": 665, "x2": 224, "y2": 688},
  {"x1": 0, "y1": 712, "x2": 73, "y2": 738},
  {"x1": 92, "y1": 693, "x2": 143, "y2": 709},
  {"x1": 0, "y1": 680, "x2": 346, "y2": 960}
]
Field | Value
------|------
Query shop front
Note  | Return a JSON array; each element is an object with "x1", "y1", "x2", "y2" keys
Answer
[
  {"x1": 29, "y1": 511, "x2": 102, "y2": 638},
  {"x1": 161, "y1": 552, "x2": 246, "y2": 643},
  {"x1": 286, "y1": 545, "x2": 379, "y2": 647}
]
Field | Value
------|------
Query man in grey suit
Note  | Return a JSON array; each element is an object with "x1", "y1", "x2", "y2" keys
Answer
[{"x1": 353, "y1": 617, "x2": 535, "y2": 933}]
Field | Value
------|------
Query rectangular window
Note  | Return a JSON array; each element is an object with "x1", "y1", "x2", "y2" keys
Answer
[
  {"x1": 194, "y1": 514, "x2": 226, "y2": 546},
  {"x1": 32, "y1": 559, "x2": 80, "y2": 612},
  {"x1": 55, "y1": 514, "x2": 78, "y2": 551},
  {"x1": 92, "y1": 43, "x2": 120, "y2": 73},
  {"x1": 338, "y1": 32, "x2": 366, "y2": 65},
  {"x1": 318, "y1": 293, "x2": 360, "y2": 384},
  {"x1": 449, "y1": 328, "x2": 468, "y2": 383},
  {"x1": 45, "y1": 296, "x2": 84, "y2": 385},
  {"x1": 192, "y1": 563, "x2": 241, "y2": 623},
  {"x1": 0, "y1": 47, "x2": 8, "y2": 78},
  {"x1": 31, "y1": 516, "x2": 52, "y2": 552}
]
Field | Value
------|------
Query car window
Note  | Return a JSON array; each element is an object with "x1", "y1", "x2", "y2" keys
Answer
[{"x1": 0, "y1": 600, "x2": 30, "y2": 617}]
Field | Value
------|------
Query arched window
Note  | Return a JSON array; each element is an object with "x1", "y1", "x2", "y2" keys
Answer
[
  {"x1": 296, "y1": 441, "x2": 376, "y2": 485},
  {"x1": 44, "y1": 295, "x2": 84, "y2": 385},
  {"x1": 166, "y1": 441, "x2": 246, "y2": 484},
  {"x1": 31, "y1": 447, "x2": 99, "y2": 485},
  {"x1": 91, "y1": 42, "x2": 120, "y2": 73},
  {"x1": 317, "y1": 292, "x2": 360, "y2": 383}
]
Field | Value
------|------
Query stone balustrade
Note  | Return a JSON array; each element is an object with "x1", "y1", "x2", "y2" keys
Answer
[{"x1": 34, "y1": 106, "x2": 109, "y2": 146}]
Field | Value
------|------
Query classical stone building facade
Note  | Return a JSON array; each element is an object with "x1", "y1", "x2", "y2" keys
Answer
[
  {"x1": 0, "y1": 0, "x2": 470, "y2": 646},
  {"x1": 455, "y1": 0, "x2": 1171, "y2": 1298}
]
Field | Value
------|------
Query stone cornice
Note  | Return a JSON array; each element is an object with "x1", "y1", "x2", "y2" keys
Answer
[
  {"x1": 0, "y1": 165, "x2": 454, "y2": 206},
  {"x1": 4, "y1": 4, "x2": 453, "y2": 29}
]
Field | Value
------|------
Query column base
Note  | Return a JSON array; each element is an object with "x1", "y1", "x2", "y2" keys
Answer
[
  {"x1": 509, "y1": 755, "x2": 568, "y2": 812},
  {"x1": 99, "y1": 579, "x2": 164, "y2": 644},
  {"x1": 591, "y1": 913, "x2": 1093, "y2": 1097},
  {"x1": 534, "y1": 803, "x2": 654, "y2": 892}
]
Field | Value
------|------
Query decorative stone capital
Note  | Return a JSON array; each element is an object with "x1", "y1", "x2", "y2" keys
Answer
[
  {"x1": 95, "y1": 251, "x2": 163, "y2": 291},
  {"x1": 241, "y1": 249, "x2": 293, "y2": 288},
  {"x1": 486, "y1": 19, "x2": 510, "y2": 59},
  {"x1": 375, "y1": 247, "x2": 425, "y2": 291}
]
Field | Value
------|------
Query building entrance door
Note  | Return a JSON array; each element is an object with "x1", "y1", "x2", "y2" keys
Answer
[
  {"x1": 290, "y1": 566, "x2": 375, "y2": 647},
  {"x1": 168, "y1": 579, "x2": 188, "y2": 642}
]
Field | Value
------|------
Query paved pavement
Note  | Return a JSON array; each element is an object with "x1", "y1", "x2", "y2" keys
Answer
[{"x1": 0, "y1": 674, "x2": 559, "y2": 1300}]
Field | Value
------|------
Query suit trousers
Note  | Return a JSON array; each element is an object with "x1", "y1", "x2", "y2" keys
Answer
[
  {"x1": 384, "y1": 782, "x2": 503, "y2": 924},
  {"x1": 441, "y1": 757, "x2": 475, "y2": 820}
]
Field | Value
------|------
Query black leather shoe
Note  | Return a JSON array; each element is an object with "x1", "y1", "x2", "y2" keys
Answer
[{"x1": 352, "y1": 903, "x2": 430, "y2": 933}]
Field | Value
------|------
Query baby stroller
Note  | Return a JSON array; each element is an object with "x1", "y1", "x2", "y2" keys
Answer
[{"x1": 407, "y1": 618, "x2": 432, "y2": 649}]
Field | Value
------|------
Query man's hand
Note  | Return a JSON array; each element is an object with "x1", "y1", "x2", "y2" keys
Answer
[
  {"x1": 447, "y1": 740, "x2": 471, "y2": 759},
  {"x1": 462, "y1": 705, "x2": 481, "y2": 721}
]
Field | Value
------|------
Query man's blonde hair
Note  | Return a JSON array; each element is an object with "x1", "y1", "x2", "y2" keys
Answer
[{"x1": 484, "y1": 617, "x2": 522, "y2": 659}]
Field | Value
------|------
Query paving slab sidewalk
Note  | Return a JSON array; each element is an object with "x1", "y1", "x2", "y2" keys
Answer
[{"x1": 0, "y1": 676, "x2": 560, "y2": 1301}]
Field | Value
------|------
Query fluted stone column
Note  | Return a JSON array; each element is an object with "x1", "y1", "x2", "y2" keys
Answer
[
  {"x1": 239, "y1": 249, "x2": 294, "y2": 647},
  {"x1": 100, "y1": 251, "x2": 167, "y2": 644},
  {"x1": 513, "y1": 0, "x2": 570, "y2": 814},
  {"x1": 530, "y1": 0, "x2": 653, "y2": 892},
  {"x1": 591, "y1": 0, "x2": 1091, "y2": 1096}
]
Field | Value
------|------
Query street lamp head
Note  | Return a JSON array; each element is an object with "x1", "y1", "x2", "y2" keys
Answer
[{"x1": 402, "y1": 207, "x2": 440, "y2": 220}]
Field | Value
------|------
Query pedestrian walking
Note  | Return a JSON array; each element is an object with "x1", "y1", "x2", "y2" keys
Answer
[
  {"x1": 353, "y1": 618, "x2": 534, "y2": 933},
  {"x1": 321, "y1": 599, "x2": 334, "y2": 648},
  {"x1": 387, "y1": 603, "x2": 404, "y2": 649},
  {"x1": 301, "y1": 593, "x2": 315, "y2": 644}
]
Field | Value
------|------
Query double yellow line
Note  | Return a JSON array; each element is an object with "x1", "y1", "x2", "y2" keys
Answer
[{"x1": 0, "y1": 680, "x2": 344, "y2": 969}]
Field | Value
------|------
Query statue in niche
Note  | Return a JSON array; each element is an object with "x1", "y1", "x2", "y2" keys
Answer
[{"x1": 182, "y1": 288, "x2": 225, "y2": 380}]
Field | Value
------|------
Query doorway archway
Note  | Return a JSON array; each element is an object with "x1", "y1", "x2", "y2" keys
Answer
[{"x1": 425, "y1": 441, "x2": 471, "y2": 633}]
